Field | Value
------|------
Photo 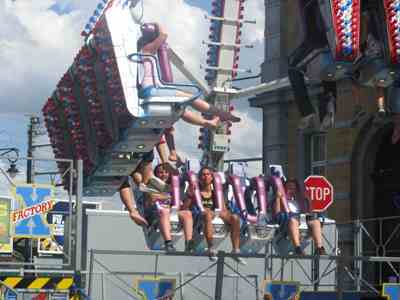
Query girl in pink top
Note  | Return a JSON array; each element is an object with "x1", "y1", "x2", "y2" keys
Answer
[{"x1": 137, "y1": 23, "x2": 240, "y2": 162}]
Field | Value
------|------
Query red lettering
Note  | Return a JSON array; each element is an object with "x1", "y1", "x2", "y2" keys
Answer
[
  {"x1": 12, "y1": 200, "x2": 55, "y2": 223},
  {"x1": 12, "y1": 212, "x2": 17, "y2": 222}
]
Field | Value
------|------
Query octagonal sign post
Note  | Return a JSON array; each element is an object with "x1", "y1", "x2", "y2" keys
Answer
[{"x1": 304, "y1": 175, "x2": 334, "y2": 212}]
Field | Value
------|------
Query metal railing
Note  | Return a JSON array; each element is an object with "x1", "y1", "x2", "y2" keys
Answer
[{"x1": 85, "y1": 216, "x2": 400, "y2": 299}]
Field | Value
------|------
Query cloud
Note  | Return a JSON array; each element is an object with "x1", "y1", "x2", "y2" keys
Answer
[
  {"x1": 0, "y1": 0, "x2": 265, "y2": 184},
  {"x1": 0, "y1": 0, "x2": 91, "y2": 113}
]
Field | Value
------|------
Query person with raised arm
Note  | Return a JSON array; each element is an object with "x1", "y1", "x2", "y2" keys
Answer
[
  {"x1": 137, "y1": 23, "x2": 240, "y2": 162},
  {"x1": 143, "y1": 163, "x2": 195, "y2": 252},
  {"x1": 274, "y1": 178, "x2": 326, "y2": 255}
]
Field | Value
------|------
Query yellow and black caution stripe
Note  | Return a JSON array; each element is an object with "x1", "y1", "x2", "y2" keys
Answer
[{"x1": 0, "y1": 276, "x2": 74, "y2": 290}]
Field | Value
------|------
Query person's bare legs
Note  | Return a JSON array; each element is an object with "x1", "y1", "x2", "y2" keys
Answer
[
  {"x1": 176, "y1": 91, "x2": 240, "y2": 122},
  {"x1": 140, "y1": 161, "x2": 153, "y2": 185},
  {"x1": 119, "y1": 186, "x2": 148, "y2": 226},
  {"x1": 220, "y1": 210, "x2": 240, "y2": 251},
  {"x1": 176, "y1": 91, "x2": 210, "y2": 112},
  {"x1": 132, "y1": 172, "x2": 143, "y2": 185},
  {"x1": 159, "y1": 208, "x2": 172, "y2": 241},
  {"x1": 288, "y1": 218, "x2": 301, "y2": 248},
  {"x1": 156, "y1": 137, "x2": 169, "y2": 163},
  {"x1": 307, "y1": 219, "x2": 323, "y2": 248},
  {"x1": 181, "y1": 110, "x2": 220, "y2": 128},
  {"x1": 164, "y1": 127, "x2": 180, "y2": 162},
  {"x1": 220, "y1": 210, "x2": 246, "y2": 264},
  {"x1": 203, "y1": 209, "x2": 215, "y2": 249},
  {"x1": 178, "y1": 210, "x2": 193, "y2": 241}
]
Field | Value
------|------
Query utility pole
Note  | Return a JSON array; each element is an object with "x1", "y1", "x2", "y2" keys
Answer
[
  {"x1": 26, "y1": 115, "x2": 41, "y2": 184},
  {"x1": 27, "y1": 117, "x2": 33, "y2": 184},
  {"x1": 25, "y1": 115, "x2": 40, "y2": 263}
]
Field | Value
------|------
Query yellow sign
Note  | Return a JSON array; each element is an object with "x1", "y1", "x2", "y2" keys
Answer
[{"x1": 0, "y1": 197, "x2": 12, "y2": 254}]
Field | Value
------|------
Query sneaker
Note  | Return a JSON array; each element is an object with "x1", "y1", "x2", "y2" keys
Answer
[
  {"x1": 165, "y1": 241, "x2": 176, "y2": 253},
  {"x1": 294, "y1": 246, "x2": 304, "y2": 256},
  {"x1": 208, "y1": 106, "x2": 241, "y2": 123},
  {"x1": 185, "y1": 240, "x2": 196, "y2": 253},
  {"x1": 217, "y1": 111, "x2": 241, "y2": 123},
  {"x1": 208, "y1": 248, "x2": 218, "y2": 262},
  {"x1": 315, "y1": 246, "x2": 327, "y2": 256},
  {"x1": 231, "y1": 250, "x2": 247, "y2": 266}
]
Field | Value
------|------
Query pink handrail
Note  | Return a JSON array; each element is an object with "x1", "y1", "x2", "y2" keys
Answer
[
  {"x1": 212, "y1": 172, "x2": 224, "y2": 211},
  {"x1": 187, "y1": 171, "x2": 205, "y2": 212},
  {"x1": 250, "y1": 176, "x2": 267, "y2": 215},
  {"x1": 170, "y1": 174, "x2": 180, "y2": 210},
  {"x1": 268, "y1": 176, "x2": 289, "y2": 213},
  {"x1": 229, "y1": 175, "x2": 257, "y2": 224}
]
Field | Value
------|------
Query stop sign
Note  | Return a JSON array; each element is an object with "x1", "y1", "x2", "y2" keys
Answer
[{"x1": 304, "y1": 175, "x2": 334, "y2": 212}]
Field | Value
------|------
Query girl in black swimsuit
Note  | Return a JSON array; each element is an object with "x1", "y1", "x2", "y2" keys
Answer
[{"x1": 184, "y1": 167, "x2": 245, "y2": 264}]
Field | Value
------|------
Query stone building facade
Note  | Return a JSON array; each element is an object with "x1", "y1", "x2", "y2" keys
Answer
[{"x1": 249, "y1": 0, "x2": 400, "y2": 227}]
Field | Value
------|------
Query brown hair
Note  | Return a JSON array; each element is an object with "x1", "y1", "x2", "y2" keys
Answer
[
  {"x1": 198, "y1": 166, "x2": 215, "y2": 188},
  {"x1": 284, "y1": 177, "x2": 308, "y2": 211},
  {"x1": 154, "y1": 163, "x2": 179, "y2": 183},
  {"x1": 137, "y1": 24, "x2": 159, "y2": 51}
]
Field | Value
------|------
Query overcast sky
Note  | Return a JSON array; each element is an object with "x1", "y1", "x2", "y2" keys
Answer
[{"x1": 0, "y1": 0, "x2": 265, "y2": 197}]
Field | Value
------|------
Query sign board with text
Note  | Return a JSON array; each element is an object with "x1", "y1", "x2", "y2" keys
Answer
[
  {"x1": 134, "y1": 277, "x2": 175, "y2": 300},
  {"x1": 38, "y1": 201, "x2": 101, "y2": 255},
  {"x1": 304, "y1": 175, "x2": 334, "y2": 212},
  {"x1": 382, "y1": 283, "x2": 400, "y2": 300},
  {"x1": 0, "y1": 196, "x2": 13, "y2": 254},
  {"x1": 11, "y1": 184, "x2": 55, "y2": 238},
  {"x1": 263, "y1": 281, "x2": 300, "y2": 300}
]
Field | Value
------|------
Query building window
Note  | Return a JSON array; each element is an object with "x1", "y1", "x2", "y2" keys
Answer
[{"x1": 310, "y1": 133, "x2": 327, "y2": 175}]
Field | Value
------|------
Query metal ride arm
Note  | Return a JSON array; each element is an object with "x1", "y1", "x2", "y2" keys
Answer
[
  {"x1": 229, "y1": 77, "x2": 291, "y2": 99},
  {"x1": 198, "y1": 0, "x2": 248, "y2": 171},
  {"x1": 168, "y1": 48, "x2": 211, "y2": 96}
]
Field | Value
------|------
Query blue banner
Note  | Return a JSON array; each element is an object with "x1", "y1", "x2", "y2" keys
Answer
[
  {"x1": 12, "y1": 184, "x2": 54, "y2": 238},
  {"x1": 263, "y1": 281, "x2": 300, "y2": 300},
  {"x1": 300, "y1": 291, "x2": 388, "y2": 300},
  {"x1": 136, "y1": 278, "x2": 175, "y2": 300},
  {"x1": 4, "y1": 289, "x2": 17, "y2": 300},
  {"x1": 382, "y1": 284, "x2": 400, "y2": 300}
]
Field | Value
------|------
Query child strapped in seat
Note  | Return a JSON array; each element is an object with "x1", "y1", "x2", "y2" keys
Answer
[
  {"x1": 137, "y1": 22, "x2": 240, "y2": 162},
  {"x1": 273, "y1": 178, "x2": 326, "y2": 256},
  {"x1": 143, "y1": 163, "x2": 195, "y2": 252},
  {"x1": 183, "y1": 166, "x2": 246, "y2": 265}
]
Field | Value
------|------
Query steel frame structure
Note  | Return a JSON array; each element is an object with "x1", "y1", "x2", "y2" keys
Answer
[
  {"x1": 0, "y1": 157, "x2": 81, "y2": 276},
  {"x1": 1, "y1": 158, "x2": 400, "y2": 299},
  {"x1": 85, "y1": 217, "x2": 400, "y2": 300}
]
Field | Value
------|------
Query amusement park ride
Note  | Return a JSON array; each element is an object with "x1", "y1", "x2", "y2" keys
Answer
[
  {"x1": 39, "y1": 0, "x2": 400, "y2": 271},
  {"x1": 41, "y1": 0, "x2": 299, "y2": 255},
  {"x1": 2, "y1": 0, "x2": 400, "y2": 299}
]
